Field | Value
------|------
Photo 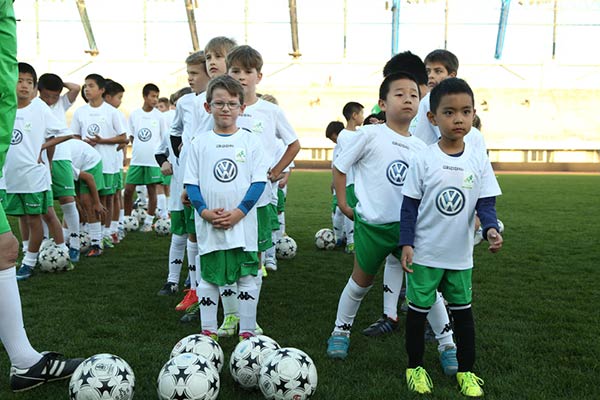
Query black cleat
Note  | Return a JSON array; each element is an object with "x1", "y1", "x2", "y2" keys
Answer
[{"x1": 10, "y1": 351, "x2": 84, "y2": 392}]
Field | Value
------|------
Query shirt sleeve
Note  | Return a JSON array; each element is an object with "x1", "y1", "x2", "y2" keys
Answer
[
  {"x1": 412, "y1": 95, "x2": 439, "y2": 146},
  {"x1": 478, "y1": 154, "x2": 502, "y2": 198},
  {"x1": 250, "y1": 135, "x2": 269, "y2": 184},
  {"x1": 60, "y1": 94, "x2": 73, "y2": 111},
  {"x1": 401, "y1": 152, "x2": 425, "y2": 200},
  {"x1": 170, "y1": 101, "x2": 184, "y2": 137},
  {"x1": 333, "y1": 128, "x2": 369, "y2": 174},
  {"x1": 183, "y1": 140, "x2": 199, "y2": 186},
  {"x1": 274, "y1": 106, "x2": 298, "y2": 146},
  {"x1": 399, "y1": 196, "x2": 421, "y2": 247},
  {"x1": 127, "y1": 112, "x2": 135, "y2": 138},
  {"x1": 43, "y1": 104, "x2": 70, "y2": 139}
]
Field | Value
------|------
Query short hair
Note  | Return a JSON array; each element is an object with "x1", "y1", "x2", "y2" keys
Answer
[
  {"x1": 205, "y1": 75, "x2": 244, "y2": 105},
  {"x1": 143, "y1": 83, "x2": 160, "y2": 97},
  {"x1": 158, "y1": 97, "x2": 170, "y2": 105},
  {"x1": 85, "y1": 73, "x2": 106, "y2": 89},
  {"x1": 38, "y1": 73, "x2": 63, "y2": 92},
  {"x1": 226, "y1": 45, "x2": 263, "y2": 73},
  {"x1": 429, "y1": 77, "x2": 474, "y2": 113},
  {"x1": 185, "y1": 50, "x2": 206, "y2": 66},
  {"x1": 472, "y1": 114, "x2": 481, "y2": 130},
  {"x1": 342, "y1": 102, "x2": 364, "y2": 121},
  {"x1": 383, "y1": 51, "x2": 427, "y2": 87},
  {"x1": 170, "y1": 87, "x2": 192, "y2": 105},
  {"x1": 18, "y1": 62, "x2": 37, "y2": 86},
  {"x1": 204, "y1": 36, "x2": 237, "y2": 57},
  {"x1": 378, "y1": 71, "x2": 420, "y2": 101},
  {"x1": 325, "y1": 121, "x2": 344, "y2": 139},
  {"x1": 363, "y1": 111, "x2": 386, "y2": 125},
  {"x1": 103, "y1": 79, "x2": 125, "y2": 97},
  {"x1": 424, "y1": 49, "x2": 459, "y2": 75},
  {"x1": 258, "y1": 93, "x2": 278, "y2": 105}
]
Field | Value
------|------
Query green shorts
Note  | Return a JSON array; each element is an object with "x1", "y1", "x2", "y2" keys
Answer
[
  {"x1": 77, "y1": 162, "x2": 105, "y2": 195},
  {"x1": 126, "y1": 165, "x2": 163, "y2": 185},
  {"x1": 51, "y1": 160, "x2": 76, "y2": 198},
  {"x1": 0, "y1": 200, "x2": 10, "y2": 234},
  {"x1": 346, "y1": 184, "x2": 358, "y2": 209},
  {"x1": 162, "y1": 174, "x2": 172, "y2": 186},
  {"x1": 183, "y1": 205, "x2": 196, "y2": 234},
  {"x1": 407, "y1": 264, "x2": 473, "y2": 308},
  {"x1": 257, "y1": 205, "x2": 274, "y2": 252},
  {"x1": 45, "y1": 189, "x2": 53, "y2": 207},
  {"x1": 4, "y1": 191, "x2": 50, "y2": 216},
  {"x1": 277, "y1": 188, "x2": 286, "y2": 213},
  {"x1": 354, "y1": 211, "x2": 401, "y2": 276},
  {"x1": 331, "y1": 194, "x2": 338, "y2": 214},
  {"x1": 200, "y1": 248, "x2": 259, "y2": 286},
  {"x1": 170, "y1": 210, "x2": 186, "y2": 236},
  {"x1": 99, "y1": 172, "x2": 117, "y2": 196},
  {"x1": 116, "y1": 169, "x2": 124, "y2": 191},
  {"x1": 0, "y1": 189, "x2": 6, "y2": 207}
]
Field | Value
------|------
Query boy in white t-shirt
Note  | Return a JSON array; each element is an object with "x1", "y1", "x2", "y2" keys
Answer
[
  {"x1": 400, "y1": 78, "x2": 503, "y2": 397},
  {"x1": 184, "y1": 75, "x2": 269, "y2": 341},
  {"x1": 325, "y1": 72, "x2": 424, "y2": 360},
  {"x1": 325, "y1": 121, "x2": 346, "y2": 245},
  {"x1": 124, "y1": 83, "x2": 168, "y2": 232},
  {"x1": 155, "y1": 96, "x2": 174, "y2": 219}
]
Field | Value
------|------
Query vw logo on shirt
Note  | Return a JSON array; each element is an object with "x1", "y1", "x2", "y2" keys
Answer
[
  {"x1": 436, "y1": 187, "x2": 465, "y2": 216},
  {"x1": 386, "y1": 160, "x2": 409, "y2": 186},
  {"x1": 213, "y1": 159, "x2": 238, "y2": 183},
  {"x1": 87, "y1": 123, "x2": 100, "y2": 136},
  {"x1": 137, "y1": 128, "x2": 152, "y2": 142},
  {"x1": 10, "y1": 129, "x2": 23, "y2": 145}
]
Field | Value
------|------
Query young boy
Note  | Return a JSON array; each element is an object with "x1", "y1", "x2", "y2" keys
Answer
[
  {"x1": 183, "y1": 75, "x2": 268, "y2": 341},
  {"x1": 326, "y1": 121, "x2": 346, "y2": 246},
  {"x1": 70, "y1": 74, "x2": 127, "y2": 256},
  {"x1": 68, "y1": 137, "x2": 106, "y2": 223},
  {"x1": 227, "y1": 44, "x2": 301, "y2": 335},
  {"x1": 325, "y1": 72, "x2": 424, "y2": 360},
  {"x1": 157, "y1": 97, "x2": 170, "y2": 112},
  {"x1": 400, "y1": 78, "x2": 503, "y2": 397},
  {"x1": 124, "y1": 83, "x2": 168, "y2": 232}
]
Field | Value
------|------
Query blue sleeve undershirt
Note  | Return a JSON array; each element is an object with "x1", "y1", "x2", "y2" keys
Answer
[
  {"x1": 399, "y1": 196, "x2": 421, "y2": 247},
  {"x1": 475, "y1": 196, "x2": 499, "y2": 240},
  {"x1": 185, "y1": 182, "x2": 266, "y2": 217}
]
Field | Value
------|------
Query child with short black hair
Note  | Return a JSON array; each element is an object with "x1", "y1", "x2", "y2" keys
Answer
[{"x1": 326, "y1": 121, "x2": 345, "y2": 245}]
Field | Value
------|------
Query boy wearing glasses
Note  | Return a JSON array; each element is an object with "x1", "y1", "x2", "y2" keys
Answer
[{"x1": 183, "y1": 75, "x2": 268, "y2": 341}]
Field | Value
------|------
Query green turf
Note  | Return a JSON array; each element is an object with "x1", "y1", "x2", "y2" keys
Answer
[{"x1": 1, "y1": 172, "x2": 599, "y2": 399}]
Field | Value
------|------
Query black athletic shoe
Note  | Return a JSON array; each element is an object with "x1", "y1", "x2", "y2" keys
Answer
[
  {"x1": 362, "y1": 314, "x2": 399, "y2": 337},
  {"x1": 10, "y1": 351, "x2": 84, "y2": 392},
  {"x1": 158, "y1": 282, "x2": 178, "y2": 296}
]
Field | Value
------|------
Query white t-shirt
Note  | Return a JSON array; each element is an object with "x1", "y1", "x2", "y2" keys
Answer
[
  {"x1": 335, "y1": 128, "x2": 360, "y2": 186},
  {"x1": 334, "y1": 124, "x2": 427, "y2": 225},
  {"x1": 67, "y1": 139, "x2": 102, "y2": 178},
  {"x1": 47, "y1": 94, "x2": 74, "y2": 161},
  {"x1": 70, "y1": 102, "x2": 126, "y2": 174},
  {"x1": 183, "y1": 129, "x2": 269, "y2": 255},
  {"x1": 402, "y1": 143, "x2": 502, "y2": 270},
  {"x1": 5, "y1": 99, "x2": 70, "y2": 193},
  {"x1": 163, "y1": 109, "x2": 176, "y2": 129},
  {"x1": 128, "y1": 108, "x2": 168, "y2": 167}
]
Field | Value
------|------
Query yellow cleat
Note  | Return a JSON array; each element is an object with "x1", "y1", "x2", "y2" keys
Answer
[
  {"x1": 406, "y1": 366, "x2": 433, "y2": 394},
  {"x1": 457, "y1": 372, "x2": 484, "y2": 397}
]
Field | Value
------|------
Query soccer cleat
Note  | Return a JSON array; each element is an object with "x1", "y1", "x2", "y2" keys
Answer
[
  {"x1": 68, "y1": 248, "x2": 80, "y2": 263},
  {"x1": 157, "y1": 282, "x2": 178, "y2": 296},
  {"x1": 10, "y1": 351, "x2": 84, "y2": 392},
  {"x1": 180, "y1": 303, "x2": 199, "y2": 323},
  {"x1": 440, "y1": 346, "x2": 459, "y2": 376},
  {"x1": 326, "y1": 333, "x2": 350, "y2": 359},
  {"x1": 110, "y1": 232, "x2": 120, "y2": 244},
  {"x1": 264, "y1": 258, "x2": 277, "y2": 271},
  {"x1": 65, "y1": 261, "x2": 75, "y2": 272},
  {"x1": 261, "y1": 265, "x2": 268, "y2": 277},
  {"x1": 255, "y1": 323, "x2": 263, "y2": 335},
  {"x1": 344, "y1": 243, "x2": 355, "y2": 254},
  {"x1": 362, "y1": 314, "x2": 399, "y2": 337},
  {"x1": 140, "y1": 223, "x2": 153, "y2": 233},
  {"x1": 406, "y1": 366, "x2": 433, "y2": 394},
  {"x1": 86, "y1": 245, "x2": 103, "y2": 257},
  {"x1": 457, "y1": 372, "x2": 484, "y2": 397},
  {"x1": 101, "y1": 237, "x2": 114, "y2": 249},
  {"x1": 16, "y1": 264, "x2": 34, "y2": 281},
  {"x1": 239, "y1": 332, "x2": 255, "y2": 342},
  {"x1": 175, "y1": 289, "x2": 198, "y2": 311},
  {"x1": 201, "y1": 330, "x2": 218, "y2": 342},
  {"x1": 217, "y1": 314, "x2": 240, "y2": 337}
]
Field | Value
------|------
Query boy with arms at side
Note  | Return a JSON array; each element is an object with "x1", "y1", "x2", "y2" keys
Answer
[
  {"x1": 400, "y1": 78, "x2": 503, "y2": 396},
  {"x1": 325, "y1": 121, "x2": 346, "y2": 246},
  {"x1": 325, "y1": 72, "x2": 424, "y2": 359},
  {"x1": 184, "y1": 75, "x2": 269, "y2": 341}
]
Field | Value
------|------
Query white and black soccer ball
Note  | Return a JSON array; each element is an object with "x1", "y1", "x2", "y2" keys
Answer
[
  {"x1": 79, "y1": 231, "x2": 91, "y2": 253},
  {"x1": 259, "y1": 347, "x2": 318, "y2": 400},
  {"x1": 123, "y1": 216, "x2": 139, "y2": 232},
  {"x1": 157, "y1": 353, "x2": 219, "y2": 400},
  {"x1": 230, "y1": 335, "x2": 281, "y2": 390},
  {"x1": 39, "y1": 238, "x2": 55, "y2": 252},
  {"x1": 275, "y1": 236, "x2": 297, "y2": 260},
  {"x1": 170, "y1": 334, "x2": 224, "y2": 373},
  {"x1": 154, "y1": 218, "x2": 171, "y2": 236},
  {"x1": 314, "y1": 228, "x2": 335, "y2": 250},
  {"x1": 38, "y1": 245, "x2": 70, "y2": 272},
  {"x1": 132, "y1": 208, "x2": 148, "y2": 224},
  {"x1": 69, "y1": 353, "x2": 135, "y2": 400}
]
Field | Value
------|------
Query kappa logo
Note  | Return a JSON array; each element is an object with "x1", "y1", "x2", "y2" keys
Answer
[
  {"x1": 213, "y1": 158, "x2": 238, "y2": 183},
  {"x1": 87, "y1": 123, "x2": 100, "y2": 136},
  {"x1": 137, "y1": 128, "x2": 152, "y2": 142},
  {"x1": 199, "y1": 297, "x2": 217, "y2": 307},
  {"x1": 436, "y1": 186, "x2": 465, "y2": 216},
  {"x1": 11, "y1": 129, "x2": 23, "y2": 145},
  {"x1": 237, "y1": 291, "x2": 255, "y2": 301},
  {"x1": 221, "y1": 289, "x2": 236, "y2": 297},
  {"x1": 386, "y1": 160, "x2": 409, "y2": 186}
]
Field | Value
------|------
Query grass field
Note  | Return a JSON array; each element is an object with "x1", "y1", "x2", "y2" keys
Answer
[{"x1": 1, "y1": 171, "x2": 599, "y2": 399}]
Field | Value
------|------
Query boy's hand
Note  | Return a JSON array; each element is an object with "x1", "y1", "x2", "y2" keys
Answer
[
  {"x1": 200, "y1": 208, "x2": 225, "y2": 224},
  {"x1": 212, "y1": 208, "x2": 244, "y2": 230},
  {"x1": 401, "y1": 245, "x2": 414, "y2": 273},
  {"x1": 181, "y1": 189, "x2": 190, "y2": 206},
  {"x1": 268, "y1": 169, "x2": 284, "y2": 182},
  {"x1": 94, "y1": 202, "x2": 107, "y2": 217},
  {"x1": 338, "y1": 203, "x2": 354, "y2": 220},
  {"x1": 160, "y1": 161, "x2": 173, "y2": 176},
  {"x1": 278, "y1": 172, "x2": 290, "y2": 188},
  {"x1": 487, "y1": 229, "x2": 503, "y2": 253},
  {"x1": 84, "y1": 137, "x2": 97, "y2": 147}
]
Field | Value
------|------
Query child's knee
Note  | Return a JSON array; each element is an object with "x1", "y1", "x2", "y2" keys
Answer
[{"x1": 0, "y1": 232, "x2": 19, "y2": 269}]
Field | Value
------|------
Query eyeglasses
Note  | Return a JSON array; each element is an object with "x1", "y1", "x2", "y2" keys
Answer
[{"x1": 210, "y1": 101, "x2": 241, "y2": 110}]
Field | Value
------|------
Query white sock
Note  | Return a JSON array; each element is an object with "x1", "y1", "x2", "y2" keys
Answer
[
  {"x1": 144, "y1": 214, "x2": 154, "y2": 226},
  {"x1": 102, "y1": 226, "x2": 111, "y2": 239},
  {"x1": 278, "y1": 211, "x2": 286, "y2": 236},
  {"x1": 254, "y1": 267, "x2": 263, "y2": 304},
  {"x1": 157, "y1": 194, "x2": 167, "y2": 218},
  {"x1": 60, "y1": 202, "x2": 80, "y2": 248},
  {"x1": 187, "y1": 240, "x2": 198, "y2": 290},
  {"x1": 0, "y1": 268, "x2": 42, "y2": 368},
  {"x1": 136, "y1": 186, "x2": 148, "y2": 203},
  {"x1": 41, "y1": 220, "x2": 49, "y2": 239},
  {"x1": 427, "y1": 291, "x2": 456, "y2": 352},
  {"x1": 264, "y1": 243, "x2": 276, "y2": 264},
  {"x1": 89, "y1": 222, "x2": 102, "y2": 247},
  {"x1": 333, "y1": 277, "x2": 371, "y2": 335},
  {"x1": 237, "y1": 275, "x2": 258, "y2": 334},
  {"x1": 344, "y1": 215, "x2": 354, "y2": 245},
  {"x1": 332, "y1": 207, "x2": 345, "y2": 242},
  {"x1": 110, "y1": 221, "x2": 119, "y2": 234},
  {"x1": 382, "y1": 255, "x2": 404, "y2": 320},
  {"x1": 119, "y1": 209, "x2": 125, "y2": 223},
  {"x1": 22, "y1": 240, "x2": 29, "y2": 254},
  {"x1": 23, "y1": 251, "x2": 38, "y2": 267},
  {"x1": 219, "y1": 284, "x2": 239, "y2": 317},
  {"x1": 167, "y1": 234, "x2": 187, "y2": 283},
  {"x1": 197, "y1": 278, "x2": 219, "y2": 333}
]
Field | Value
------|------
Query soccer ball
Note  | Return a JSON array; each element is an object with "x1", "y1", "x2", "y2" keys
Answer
[
  {"x1": 275, "y1": 236, "x2": 297, "y2": 260},
  {"x1": 154, "y1": 218, "x2": 171, "y2": 236},
  {"x1": 123, "y1": 216, "x2": 139, "y2": 232},
  {"x1": 132, "y1": 208, "x2": 148, "y2": 224},
  {"x1": 259, "y1": 347, "x2": 318, "y2": 400},
  {"x1": 230, "y1": 335, "x2": 281, "y2": 390},
  {"x1": 39, "y1": 238, "x2": 55, "y2": 252},
  {"x1": 79, "y1": 231, "x2": 91, "y2": 253},
  {"x1": 157, "y1": 353, "x2": 220, "y2": 400},
  {"x1": 38, "y1": 245, "x2": 70, "y2": 272},
  {"x1": 170, "y1": 334, "x2": 224, "y2": 373},
  {"x1": 314, "y1": 228, "x2": 335, "y2": 250},
  {"x1": 497, "y1": 219, "x2": 505, "y2": 233},
  {"x1": 69, "y1": 353, "x2": 135, "y2": 400}
]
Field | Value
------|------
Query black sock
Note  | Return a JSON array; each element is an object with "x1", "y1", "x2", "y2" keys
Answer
[
  {"x1": 406, "y1": 307, "x2": 428, "y2": 368},
  {"x1": 451, "y1": 307, "x2": 476, "y2": 372}
]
